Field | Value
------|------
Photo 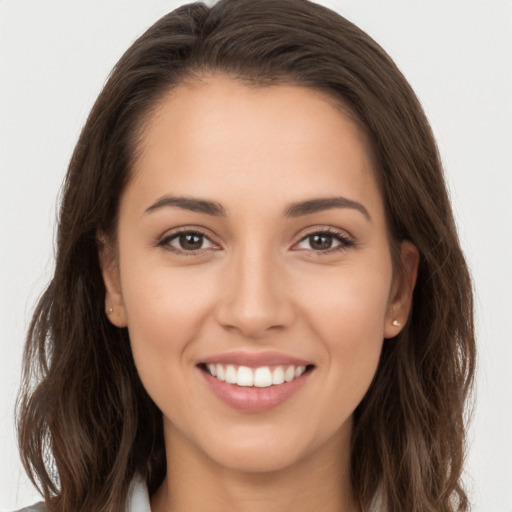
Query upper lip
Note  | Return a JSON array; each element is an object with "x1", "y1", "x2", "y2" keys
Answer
[{"x1": 199, "y1": 351, "x2": 313, "y2": 368}]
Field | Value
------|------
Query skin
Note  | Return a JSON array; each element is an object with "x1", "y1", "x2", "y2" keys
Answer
[{"x1": 100, "y1": 75, "x2": 418, "y2": 512}]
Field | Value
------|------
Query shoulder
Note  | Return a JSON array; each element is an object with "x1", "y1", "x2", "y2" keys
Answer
[
  {"x1": 12, "y1": 504, "x2": 46, "y2": 512},
  {"x1": 10, "y1": 475, "x2": 148, "y2": 512}
]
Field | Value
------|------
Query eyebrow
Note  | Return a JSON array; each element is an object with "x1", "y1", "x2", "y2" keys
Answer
[
  {"x1": 144, "y1": 195, "x2": 371, "y2": 221},
  {"x1": 284, "y1": 197, "x2": 371, "y2": 221},
  {"x1": 145, "y1": 195, "x2": 227, "y2": 216}
]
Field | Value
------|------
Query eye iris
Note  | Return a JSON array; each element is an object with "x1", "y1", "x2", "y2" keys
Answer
[
  {"x1": 180, "y1": 233, "x2": 203, "y2": 250},
  {"x1": 310, "y1": 234, "x2": 333, "y2": 250}
]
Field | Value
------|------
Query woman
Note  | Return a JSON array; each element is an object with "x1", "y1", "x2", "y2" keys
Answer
[{"x1": 16, "y1": 0, "x2": 476, "y2": 511}]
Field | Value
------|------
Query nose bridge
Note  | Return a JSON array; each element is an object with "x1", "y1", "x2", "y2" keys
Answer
[{"x1": 216, "y1": 237, "x2": 293, "y2": 338}]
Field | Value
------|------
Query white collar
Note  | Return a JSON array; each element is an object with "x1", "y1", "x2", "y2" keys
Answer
[{"x1": 125, "y1": 475, "x2": 151, "y2": 512}]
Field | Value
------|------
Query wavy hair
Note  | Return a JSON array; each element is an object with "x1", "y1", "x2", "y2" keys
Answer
[{"x1": 17, "y1": 1, "x2": 476, "y2": 511}]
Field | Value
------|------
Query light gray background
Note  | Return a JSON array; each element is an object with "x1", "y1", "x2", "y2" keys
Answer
[{"x1": 1, "y1": 1, "x2": 511, "y2": 510}]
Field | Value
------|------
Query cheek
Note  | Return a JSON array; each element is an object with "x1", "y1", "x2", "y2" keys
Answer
[
  {"x1": 121, "y1": 264, "x2": 216, "y2": 354},
  {"x1": 297, "y1": 261, "x2": 392, "y2": 404},
  {"x1": 300, "y1": 259, "x2": 392, "y2": 339},
  {"x1": 115, "y1": 231, "x2": 206, "y2": 372},
  {"x1": 120, "y1": 264, "x2": 220, "y2": 425}
]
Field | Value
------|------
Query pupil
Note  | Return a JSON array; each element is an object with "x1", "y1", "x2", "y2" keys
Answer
[
  {"x1": 180, "y1": 233, "x2": 202, "y2": 250},
  {"x1": 311, "y1": 234, "x2": 332, "y2": 250}
]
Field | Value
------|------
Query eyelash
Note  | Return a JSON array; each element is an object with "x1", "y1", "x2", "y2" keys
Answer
[{"x1": 157, "y1": 227, "x2": 355, "y2": 257}]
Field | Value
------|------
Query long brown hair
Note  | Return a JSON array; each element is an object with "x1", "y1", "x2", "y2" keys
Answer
[{"x1": 17, "y1": 1, "x2": 476, "y2": 511}]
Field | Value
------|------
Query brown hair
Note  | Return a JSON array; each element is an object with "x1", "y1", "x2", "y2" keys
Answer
[{"x1": 17, "y1": 1, "x2": 476, "y2": 511}]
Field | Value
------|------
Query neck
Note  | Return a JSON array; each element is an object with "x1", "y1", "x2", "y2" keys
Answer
[{"x1": 151, "y1": 420, "x2": 359, "y2": 512}]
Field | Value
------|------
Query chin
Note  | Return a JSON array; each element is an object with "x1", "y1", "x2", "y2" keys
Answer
[
  {"x1": 195, "y1": 424, "x2": 337, "y2": 475},
  {"x1": 208, "y1": 444, "x2": 306, "y2": 474}
]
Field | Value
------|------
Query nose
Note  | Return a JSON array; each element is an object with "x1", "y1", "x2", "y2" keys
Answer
[{"x1": 215, "y1": 244, "x2": 295, "y2": 339}]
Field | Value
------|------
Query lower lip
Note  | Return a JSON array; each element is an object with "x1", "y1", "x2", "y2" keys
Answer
[{"x1": 199, "y1": 367, "x2": 311, "y2": 413}]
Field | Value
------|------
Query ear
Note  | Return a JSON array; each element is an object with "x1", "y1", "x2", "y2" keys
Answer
[
  {"x1": 384, "y1": 240, "x2": 419, "y2": 339},
  {"x1": 97, "y1": 234, "x2": 128, "y2": 328}
]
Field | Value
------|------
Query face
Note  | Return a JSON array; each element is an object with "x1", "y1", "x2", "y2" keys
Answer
[{"x1": 101, "y1": 75, "x2": 417, "y2": 476}]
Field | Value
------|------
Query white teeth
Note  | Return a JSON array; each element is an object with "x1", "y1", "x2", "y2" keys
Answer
[
  {"x1": 254, "y1": 367, "x2": 272, "y2": 387},
  {"x1": 237, "y1": 366, "x2": 254, "y2": 386},
  {"x1": 225, "y1": 365, "x2": 237, "y2": 384},
  {"x1": 272, "y1": 366, "x2": 285, "y2": 385},
  {"x1": 206, "y1": 363, "x2": 309, "y2": 387},
  {"x1": 216, "y1": 364, "x2": 225, "y2": 381},
  {"x1": 284, "y1": 366, "x2": 295, "y2": 382}
]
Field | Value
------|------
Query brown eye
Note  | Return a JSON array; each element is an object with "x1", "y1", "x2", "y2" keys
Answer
[
  {"x1": 308, "y1": 234, "x2": 335, "y2": 250},
  {"x1": 163, "y1": 231, "x2": 216, "y2": 253},
  {"x1": 177, "y1": 233, "x2": 204, "y2": 250},
  {"x1": 295, "y1": 229, "x2": 354, "y2": 254}
]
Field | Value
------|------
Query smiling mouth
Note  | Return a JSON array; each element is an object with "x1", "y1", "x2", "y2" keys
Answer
[{"x1": 199, "y1": 363, "x2": 315, "y2": 388}]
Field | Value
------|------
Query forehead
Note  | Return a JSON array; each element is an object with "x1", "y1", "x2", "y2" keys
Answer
[{"x1": 125, "y1": 75, "x2": 384, "y2": 221}]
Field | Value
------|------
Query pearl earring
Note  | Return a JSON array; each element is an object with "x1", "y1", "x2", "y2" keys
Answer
[
  {"x1": 392, "y1": 320, "x2": 401, "y2": 327},
  {"x1": 107, "y1": 307, "x2": 113, "y2": 314}
]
